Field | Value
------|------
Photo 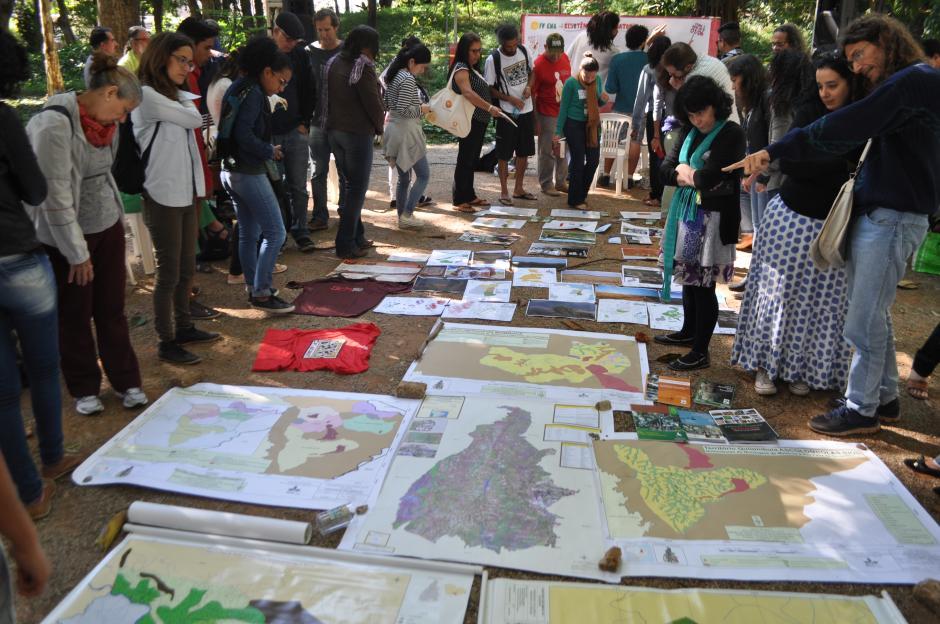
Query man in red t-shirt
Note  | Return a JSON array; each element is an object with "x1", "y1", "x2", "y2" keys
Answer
[{"x1": 531, "y1": 33, "x2": 571, "y2": 197}]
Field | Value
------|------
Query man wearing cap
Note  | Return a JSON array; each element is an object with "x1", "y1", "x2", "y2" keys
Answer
[
  {"x1": 717, "y1": 22, "x2": 744, "y2": 62},
  {"x1": 531, "y1": 33, "x2": 571, "y2": 196},
  {"x1": 118, "y1": 26, "x2": 150, "y2": 74},
  {"x1": 271, "y1": 11, "x2": 316, "y2": 253}
]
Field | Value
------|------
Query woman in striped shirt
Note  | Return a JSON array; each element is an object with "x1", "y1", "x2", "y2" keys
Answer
[{"x1": 383, "y1": 43, "x2": 432, "y2": 230}]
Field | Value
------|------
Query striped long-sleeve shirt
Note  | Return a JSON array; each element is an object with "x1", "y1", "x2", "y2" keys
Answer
[{"x1": 384, "y1": 70, "x2": 424, "y2": 119}]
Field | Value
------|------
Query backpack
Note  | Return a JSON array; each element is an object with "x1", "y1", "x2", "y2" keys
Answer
[
  {"x1": 489, "y1": 45, "x2": 531, "y2": 103},
  {"x1": 112, "y1": 116, "x2": 161, "y2": 195},
  {"x1": 215, "y1": 80, "x2": 258, "y2": 167}
]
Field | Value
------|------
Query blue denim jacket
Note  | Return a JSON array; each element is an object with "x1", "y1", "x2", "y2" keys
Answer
[{"x1": 224, "y1": 78, "x2": 274, "y2": 174}]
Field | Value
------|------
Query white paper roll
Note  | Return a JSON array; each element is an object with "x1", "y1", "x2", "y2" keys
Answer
[{"x1": 127, "y1": 501, "x2": 312, "y2": 545}]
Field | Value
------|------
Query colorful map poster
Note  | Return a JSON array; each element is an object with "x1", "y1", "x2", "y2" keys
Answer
[
  {"x1": 339, "y1": 396, "x2": 616, "y2": 581},
  {"x1": 404, "y1": 323, "x2": 649, "y2": 407},
  {"x1": 72, "y1": 383, "x2": 419, "y2": 509},
  {"x1": 44, "y1": 534, "x2": 475, "y2": 624},
  {"x1": 592, "y1": 439, "x2": 940, "y2": 583},
  {"x1": 481, "y1": 579, "x2": 906, "y2": 624}
]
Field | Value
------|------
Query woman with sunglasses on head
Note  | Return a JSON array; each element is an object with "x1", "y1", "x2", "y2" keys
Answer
[
  {"x1": 728, "y1": 15, "x2": 939, "y2": 436},
  {"x1": 449, "y1": 32, "x2": 503, "y2": 214},
  {"x1": 135, "y1": 32, "x2": 220, "y2": 365},
  {"x1": 732, "y1": 53, "x2": 861, "y2": 398},
  {"x1": 219, "y1": 36, "x2": 295, "y2": 314},
  {"x1": 27, "y1": 53, "x2": 147, "y2": 417}
]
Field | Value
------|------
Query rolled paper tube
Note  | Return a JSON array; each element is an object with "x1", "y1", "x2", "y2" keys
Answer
[{"x1": 127, "y1": 501, "x2": 313, "y2": 545}]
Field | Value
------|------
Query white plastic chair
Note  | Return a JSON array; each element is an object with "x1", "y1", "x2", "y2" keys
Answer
[{"x1": 591, "y1": 113, "x2": 631, "y2": 195}]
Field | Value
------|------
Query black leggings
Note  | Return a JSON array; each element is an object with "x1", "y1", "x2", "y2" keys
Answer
[
  {"x1": 913, "y1": 321, "x2": 940, "y2": 378},
  {"x1": 678, "y1": 284, "x2": 718, "y2": 355}
]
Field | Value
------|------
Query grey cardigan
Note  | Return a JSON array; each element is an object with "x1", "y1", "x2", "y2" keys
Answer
[{"x1": 25, "y1": 92, "x2": 123, "y2": 265}]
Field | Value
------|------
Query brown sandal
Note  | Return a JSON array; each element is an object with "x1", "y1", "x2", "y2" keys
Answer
[
  {"x1": 907, "y1": 377, "x2": 929, "y2": 400},
  {"x1": 469, "y1": 198, "x2": 490, "y2": 207},
  {"x1": 454, "y1": 203, "x2": 477, "y2": 213}
]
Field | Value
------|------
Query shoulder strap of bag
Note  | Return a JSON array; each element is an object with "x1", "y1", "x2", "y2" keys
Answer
[
  {"x1": 490, "y1": 49, "x2": 504, "y2": 93},
  {"x1": 142, "y1": 121, "x2": 161, "y2": 161},
  {"x1": 851, "y1": 139, "x2": 873, "y2": 179},
  {"x1": 43, "y1": 105, "x2": 75, "y2": 133}
]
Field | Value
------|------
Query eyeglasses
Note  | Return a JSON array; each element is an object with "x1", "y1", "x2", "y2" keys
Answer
[
  {"x1": 848, "y1": 43, "x2": 870, "y2": 66},
  {"x1": 277, "y1": 76, "x2": 289, "y2": 87},
  {"x1": 172, "y1": 54, "x2": 195, "y2": 70}
]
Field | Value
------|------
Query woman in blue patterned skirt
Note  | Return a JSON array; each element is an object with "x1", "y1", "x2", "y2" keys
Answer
[{"x1": 731, "y1": 53, "x2": 861, "y2": 396}]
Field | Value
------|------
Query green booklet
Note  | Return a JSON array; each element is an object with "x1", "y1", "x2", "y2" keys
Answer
[{"x1": 632, "y1": 404, "x2": 687, "y2": 442}]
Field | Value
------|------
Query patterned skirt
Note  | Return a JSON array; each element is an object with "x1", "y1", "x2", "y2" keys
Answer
[
  {"x1": 672, "y1": 208, "x2": 735, "y2": 286},
  {"x1": 730, "y1": 194, "x2": 851, "y2": 389}
]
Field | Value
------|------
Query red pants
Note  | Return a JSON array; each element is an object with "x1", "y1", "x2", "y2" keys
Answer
[{"x1": 45, "y1": 219, "x2": 141, "y2": 397}]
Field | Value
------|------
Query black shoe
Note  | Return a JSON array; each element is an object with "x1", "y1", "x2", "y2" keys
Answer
[
  {"x1": 597, "y1": 174, "x2": 612, "y2": 189},
  {"x1": 829, "y1": 397, "x2": 900, "y2": 423},
  {"x1": 654, "y1": 333, "x2": 695, "y2": 346},
  {"x1": 158, "y1": 341, "x2": 202, "y2": 365},
  {"x1": 668, "y1": 352, "x2": 710, "y2": 371},
  {"x1": 808, "y1": 406, "x2": 880, "y2": 437},
  {"x1": 729, "y1": 280, "x2": 747, "y2": 293},
  {"x1": 357, "y1": 239, "x2": 375, "y2": 249},
  {"x1": 189, "y1": 300, "x2": 220, "y2": 320},
  {"x1": 390, "y1": 200, "x2": 397, "y2": 209},
  {"x1": 175, "y1": 326, "x2": 221, "y2": 345},
  {"x1": 250, "y1": 294, "x2": 295, "y2": 314},
  {"x1": 337, "y1": 247, "x2": 368, "y2": 259},
  {"x1": 416, "y1": 195, "x2": 434, "y2": 207},
  {"x1": 295, "y1": 236, "x2": 316, "y2": 253},
  {"x1": 309, "y1": 219, "x2": 329, "y2": 231}
]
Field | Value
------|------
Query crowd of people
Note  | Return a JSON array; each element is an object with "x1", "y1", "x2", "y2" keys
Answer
[{"x1": 0, "y1": 7, "x2": 939, "y2": 616}]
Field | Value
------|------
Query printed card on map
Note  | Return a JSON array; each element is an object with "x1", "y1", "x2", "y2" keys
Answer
[
  {"x1": 551, "y1": 208, "x2": 602, "y2": 220},
  {"x1": 304, "y1": 338, "x2": 345, "y2": 359},
  {"x1": 441, "y1": 300, "x2": 516, "y2": 322},
  {"x1": 633, "y1": 404, "x2": 686, "y2": 441},
  {"x1": 462, "y1": 280, "x2": 512, "y2": 302},
  {"x1": 458, "y1": 231, "x2": 520, "y2": 246},
  {"x1": 472, "y1": 217, "x2": 527, "y2": 230},
  {"x1": 620, "y1": 211, "x2": 662, "y2": 220},
  {"x1": 513, "y1": 267, "x2": 558, "y2": 288},
  {"x1": 694, "y1": 380, "x2": 736, "y2": 408},
  {"x1": 621, "y1": 265, "x2": 663, "y2": 288},
  {"x1": 648, "y1": 303, "x2": 684, "y2": 331},
  {"x1": 676, "y1": 410, "x2": 726, "y2": 443},
  {"x1": 621, "y1": 245, "x2": 659, "y2": 260},
  {"x1": 543, "y1": 219, "x2": 599, "y2": 232},
  {"x1": 372, "y1": 297, "x2": 448, "y2": 316},
  {"x1": 548, "y1": 282, "x2": 596, "y2": 303},
  {"x1": 477, "y1": 205, "x2": 538, "y2": 217},
  {"x1": 657, "y1": 375, "x2": 692, "y2": 407},
  {"x1": 427, "y1": 249, "x2": 472, "y2": 266},
  {"x1": 596, "y1": 299, "x2": 648, "y2": 324}
]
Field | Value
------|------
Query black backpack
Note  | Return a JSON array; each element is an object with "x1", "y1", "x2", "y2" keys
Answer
[
  {"x1": 112, "y1": 117, "x2": 160, "y2": 195},
  {"x1": 489, "y1": 45, "x2": 531, "y2": 104}
]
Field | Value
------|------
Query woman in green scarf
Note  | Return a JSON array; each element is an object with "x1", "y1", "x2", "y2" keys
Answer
[{"x1": 655, "y1": 76, "x2": 745, "y2": 371}]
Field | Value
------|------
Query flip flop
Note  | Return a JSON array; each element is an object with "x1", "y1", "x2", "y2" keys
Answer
[
  {"x1": 512, "y1": 192, "x2": 537, "y2": 200},
  {"x1": 454, "y1": 203, "x2": 477, "y2": 213},
  {"x1": 907, "y1": 377, "x2": 929, "y2": 400},
  {"x1": 499, "y1": 197, "x2": 514, "y2": 206},
  {"x1": 469, "y1": 198, "x2": 490, "y2": 207},
  {"x1": 904, "y1": 455, "x2": 940, "y2": 478}
]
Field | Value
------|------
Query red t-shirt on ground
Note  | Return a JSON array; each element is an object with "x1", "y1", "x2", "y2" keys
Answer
[
  {"x1": 532, "y1": 53, "x2": 571, "y2": 118},
  {"x1": 253, "y1": 323, "x2": 381, "y2": 374}
]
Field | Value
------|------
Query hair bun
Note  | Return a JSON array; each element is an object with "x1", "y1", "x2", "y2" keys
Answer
[
  {"x1": 90, "y1": 50, "x2": 119, "y2": 75},
  {"x1": 583, "y1": 52, "x2": 594, "y2": 58}
]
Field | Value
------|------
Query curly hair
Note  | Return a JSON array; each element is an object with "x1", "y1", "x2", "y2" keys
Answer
[
  {"x1": 238, "y1": 36, "x2": 291, "y2": 81},
  {"x1": 841, "y1": 14, "x2": 925, "y2": 82},
  {"x1": 727, "y1": 54, "x2": 767, "y2": 113},
  {"x1": 0, "y1": 31, "x2": 29, "y2": 99},
  {"x1": 768, "y1": 49, "x2": 813, "y2": 116},
  {"x1": 774, "y1": 24, "x2": 806, "y2": 53},
  {"x1": 675, "y1": 75, "x2": 734, "y2": 127},
  {"x1": 586, "y1": 11, "x2": 619, "y2": 51}
]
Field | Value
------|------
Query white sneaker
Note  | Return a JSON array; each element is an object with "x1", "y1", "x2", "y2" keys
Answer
[
  {"x1": 117, "y1": 387, "x2": 149, "y2": 409},
  {"x1": 754, "y1": 370, "x2": 778, "y2": 396},
  {"x1": 789, "y1": 381, "x2": 810, "y2": 396},
  {"x1": 75, "y1": 395, "x2": 104, "y2": 415},
  {"x1": 398, "y1": 214, "x2": 425, "y2": 230}
]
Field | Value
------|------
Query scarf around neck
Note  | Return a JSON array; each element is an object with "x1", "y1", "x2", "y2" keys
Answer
[
  {"x1": 77, "y1": 102, "x2": 117, "y2": 148},
  {"x1": 660, "y1": 120, "x2": 727, "y2": 299},
  {"x1": 579, "y1": 74, "x2": 600, "y2": 148},
  {"x1": 319, "y1": 53, "x2": 374, "y2": 131}
]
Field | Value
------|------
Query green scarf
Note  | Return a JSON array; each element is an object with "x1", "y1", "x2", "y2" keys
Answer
[{"x1": 660, "y1": 120, "x2": 727, "y2": 300}]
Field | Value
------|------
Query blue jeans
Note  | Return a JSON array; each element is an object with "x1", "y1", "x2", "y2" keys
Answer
[
  {"x1": 328, "y1": 130, "x2": 372, "y2": 254},
  {"x1": 564, "y1": 118, "x2": 600, "y2": 206},
  {"x1": 739, "y1": 185, "x2": 768, "y2": 235},
  {"x1": 221, "y1": 171, "x2": 286, "y2": 298},
  {"x1": 843, "y1": 208, "x2": 928, "y2": 416},
  {"x1": 309, "y1": 126, "x2": 345, "y2": 225},
  {"x1": 272, "y1": 128, "x2": 311, "y2": 241},
  {"x1": 396, "y1": 156, "x2": 430, "y2": 217},
  {"x1": 0, "y1": 251, "x2": 63, "y2": 504}
]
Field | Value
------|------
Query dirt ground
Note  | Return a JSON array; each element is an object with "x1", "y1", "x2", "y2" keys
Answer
[{"x1": 13, "y1": 144, "x2": 940, "y2": 623}]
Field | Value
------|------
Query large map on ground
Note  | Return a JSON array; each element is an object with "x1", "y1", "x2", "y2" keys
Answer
[
  {"x1": 339, "y1": 396, "x2": 616, "y2": 581},
  {"x1": 72, "y1": 384, "x2": 419, "y2": 509},
  {"x1": 43, "y1": 535, "x2": 474, "y2": 624},
  {"x1": 593, "y1": 439, "x2": 940, "y2": 583},
  {"x1": 404, "y1": 322, "x2": 649, "y2": 408},
  {"x1": 482, "y1": 579, "x2": 906, "y2": 624}
]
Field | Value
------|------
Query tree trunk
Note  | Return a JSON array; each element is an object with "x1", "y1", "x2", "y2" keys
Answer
[
  {"x1": 0, "y1": 0, "x2": 14, "y2": 32},
  {"x1": 202, "y1": 0, "x2": 218, "y2": 12},
  {"x1": 187, "y1": 0, "x2": 201, "y2": 19},
  {"x1": 695, "y1": 0, "x2": 739, "y2": 23},
  {"x1": 39, "y1": 0, "x2": 63, "y2": 94},
  {"x1": 254, "y1": 0, "x2": 263, "y2": 18},
  {"x1": 97, "y1": 0, "x2": 140, "y2": 49},
  {"x1": 367, "y1": 0, "x2": 376, "y2": 27},
  {"x1": 240, "y1": 0, "x2": 252, "y2": 15},
  {"x1": 153, "y1": 0, "x2": 164, "y2": 31},
  {"x1": 54, "y1": 0, "x2": 76, "y2": 44},
  {"x1": 333, "y1": 0, "x2": 339, "y2": 14},
  {"x1": 378, "y1": 0, "x2": 391, "y2": 7},
  {"x1": 344, "y1": 0, "x2": 349, "y2": 14}
]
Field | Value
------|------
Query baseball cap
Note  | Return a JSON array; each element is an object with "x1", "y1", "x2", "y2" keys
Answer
[
  {"x1": 546, "y1": 33, "x2": 564, "y2": 50},
  {"x1": 275, "y1": 11, "x2": 305, "y2": 41}
]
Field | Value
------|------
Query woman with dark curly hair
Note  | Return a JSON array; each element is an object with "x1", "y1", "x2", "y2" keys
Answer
[
  {"x1": 729, "y1": 15, "x2": 938, "y2": 436},
  {"x1": 655, "y1": 76, "x2": 745, "y2": 371},
  {"x1": 219, "y1": 36, "x2": 295, "y2": 314},
  {"x1": 732, "y1": 53, "x2": 861, "y2": 397},
  {"x1": 566, "y1": 11, "x2": 620, "y2": 85}
]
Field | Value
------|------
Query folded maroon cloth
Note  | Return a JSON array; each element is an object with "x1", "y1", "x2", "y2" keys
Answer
[{"x1": 289, "y1": 277, "x2": 411, "y2": 317}]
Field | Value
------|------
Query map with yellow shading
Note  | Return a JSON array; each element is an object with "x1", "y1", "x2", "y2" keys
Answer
[
  {"x1": 594, "y1": 440, "x2": 869, "y2": 541},
  {"x1": 406, "y1": 323, "x2": 648, "y2": 406},
  {"x1": 483, "y1": 579, "x2": 903, "y2": 624},
  {"x1": 72, "y1": 384, "x2": 419, "y2": 509}
]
